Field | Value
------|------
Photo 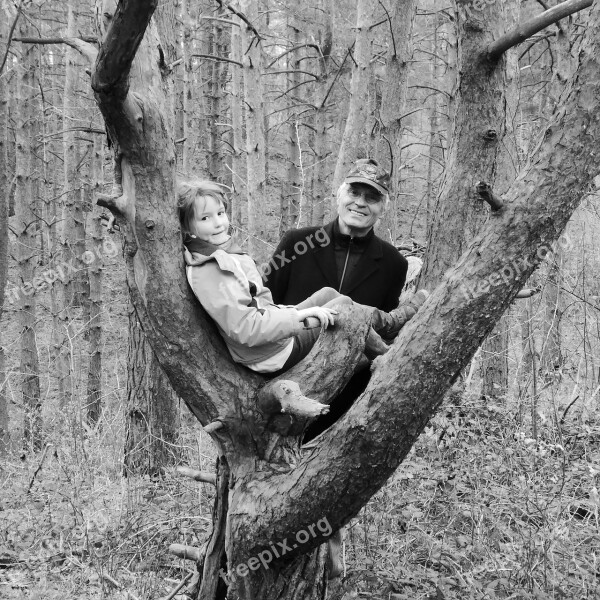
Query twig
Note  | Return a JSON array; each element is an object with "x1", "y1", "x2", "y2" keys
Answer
[
  {"x1": 214, "y1": 0, "x2": 262, "y2": 40},
  {"x1": 162, "y1": 572, "x2": 194, "y2": 600},
  {"x1": 191, "y1": 54, "x2": 243, "y2": 67},
  {"x1": 27, "y1": 443, "x2": 52, "y2": 493}
]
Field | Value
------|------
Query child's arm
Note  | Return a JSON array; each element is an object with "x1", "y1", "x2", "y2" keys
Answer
[{"x1": 188, "y1": 263, "x2": 309, "y2": 347}]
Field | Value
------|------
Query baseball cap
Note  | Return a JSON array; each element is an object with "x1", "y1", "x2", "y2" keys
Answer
[{"x1": 344, "y1": 158, "x2": 390, "y2": 195}]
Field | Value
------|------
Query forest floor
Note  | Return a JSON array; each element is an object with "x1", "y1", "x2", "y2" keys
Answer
[{"x1": 1, "y1": 392, "x2": 600, "y2": 600}]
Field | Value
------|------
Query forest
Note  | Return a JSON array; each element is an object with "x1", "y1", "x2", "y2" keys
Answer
[{"x1": 1, "y1": 0, "x2": 600, "y2": 598}]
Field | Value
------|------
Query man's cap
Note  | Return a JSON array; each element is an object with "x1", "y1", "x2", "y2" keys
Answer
[{"x1": 344, "y1": 158, "x2": 390, "y2": 196}]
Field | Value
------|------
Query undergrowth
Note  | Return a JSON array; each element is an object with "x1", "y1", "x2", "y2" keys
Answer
[{"x1": 1, "y1": 395, "x2": 599, "y2": 599}]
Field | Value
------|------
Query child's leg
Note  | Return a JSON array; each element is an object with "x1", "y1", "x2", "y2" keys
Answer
[{"x1": 294, "y1": 286, "x2": 348, "y2": 309}]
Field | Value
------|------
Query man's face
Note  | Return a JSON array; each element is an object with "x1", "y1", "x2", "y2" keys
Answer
[{"x1": 337, "y1": 182, "x2": 385, "y2": 236}]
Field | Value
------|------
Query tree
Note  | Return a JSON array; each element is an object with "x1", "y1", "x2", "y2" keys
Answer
[
  {"x1": 0, "y1": 14, "x2": 10, "y2": 454},
  {"x1": 14, "y1": 19, "x2": 42, "y2": 451},
  {"x1": 91, "y1": 0, "x2": 600, "y2": 598}
]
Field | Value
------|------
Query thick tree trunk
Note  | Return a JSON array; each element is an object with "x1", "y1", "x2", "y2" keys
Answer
[{"x1": 91, "y1": 1, "x2": 600, "y2": 598}]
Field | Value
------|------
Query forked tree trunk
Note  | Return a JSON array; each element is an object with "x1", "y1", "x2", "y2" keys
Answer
[{"x1": 91, "y1": 1, "x2": 600, "y2": 598}]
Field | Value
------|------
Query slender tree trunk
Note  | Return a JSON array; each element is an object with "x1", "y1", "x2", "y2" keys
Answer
[
  {"x1": 86, "y1": 137, "x2": 104, "y2": 425},
  {"x1": 240, "y1": 0, "x2": 267, "y2": 255},
  {"x1": 230, "y1": 19, "x2": 246, "y2": 228},
  {"x1": 310, "y1": 0, "x2": 333, "y2": 226},
  {"x1": 0, "y1": 37, "x2": 10, "y2": 454},
  {"x1": 15, "y1": 36, "x2": 42, "y2": 451},
  {"x1": 331, "y1": 0, "x2": 376, "y2": 198},
  {"x1": 376, "y1": 0, "x2": 417, "y2": 242},
  {"x1": 282, "y1": 18, "x2": 301, "y2": 233}
]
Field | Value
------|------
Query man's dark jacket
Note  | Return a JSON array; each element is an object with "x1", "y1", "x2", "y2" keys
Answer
[{"x1": 265, "y1": 220, "x2": 408, "y2": 311}]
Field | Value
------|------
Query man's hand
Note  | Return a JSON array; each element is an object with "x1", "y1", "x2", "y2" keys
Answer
[{"x1": 297, "y1": 307, "x2": 338, "y2": 329}]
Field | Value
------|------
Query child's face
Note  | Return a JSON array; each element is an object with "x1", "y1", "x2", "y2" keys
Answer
[{"x1": 191, "y1": 195, "x2": 230, "y2": 245}]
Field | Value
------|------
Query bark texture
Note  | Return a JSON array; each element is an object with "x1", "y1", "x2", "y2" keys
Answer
[{"x1": 91, "y1": 1, "x2": 600, "y2": 598}]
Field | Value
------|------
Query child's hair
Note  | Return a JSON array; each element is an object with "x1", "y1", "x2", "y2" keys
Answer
[{"x1": 177, "y1": 178, "x2": 229, "y2": 235}]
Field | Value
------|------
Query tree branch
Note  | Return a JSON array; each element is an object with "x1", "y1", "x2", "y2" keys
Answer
[
  {"x1": 91, "y1": 0, "x2": 158, "y2": 101},
  {"x1": 214, "y1": 0, "x2": 262, "y2": 41},
  {"x1": 0, "y1": 0, "x2": 24, "y2": 76},
  {"x1": 487, "y1": 0, "x2": 592, "y2": 60},
  {"x1": 191, "y1": 54, "x2": 242, "y2": 68}
]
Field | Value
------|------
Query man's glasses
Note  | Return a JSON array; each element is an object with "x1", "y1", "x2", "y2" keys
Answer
[{"x1": 348, "y1": 185, "x2": 383, "y2": 204}]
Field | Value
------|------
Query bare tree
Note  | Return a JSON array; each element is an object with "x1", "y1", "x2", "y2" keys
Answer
[{"x1": 91, "y1": 0, "x2": 600, "y2": 598}]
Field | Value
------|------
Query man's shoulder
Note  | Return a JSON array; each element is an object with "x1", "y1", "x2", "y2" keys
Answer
[
  {"x1": 281, "y1": 224, "x2": 326, "y2": 242},
  {"x1": 374, "y1": 235, "x2": 408, "y2": 267}
]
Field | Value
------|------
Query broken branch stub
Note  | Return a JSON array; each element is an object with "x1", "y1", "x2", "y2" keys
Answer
[
  {"x1": 259, "y1": 380, "x2": 330, "y2": 419},
  {"x1": 475, "y1": 181, "x2": 504, "y2": 211}
]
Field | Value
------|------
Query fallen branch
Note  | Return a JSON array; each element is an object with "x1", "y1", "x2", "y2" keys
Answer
[
  {"x1": 168, "y1": 544, "x2": 205, "y2": 563},
  {"x1": 27, "y1": 443, "x2": 52, "y2": 493},
  {"x1": 162, "y1": 571, "x2": 194, "y2": 600},
  {"x1": 176, "y1": 466, "x2": 217, "y2": 486}
]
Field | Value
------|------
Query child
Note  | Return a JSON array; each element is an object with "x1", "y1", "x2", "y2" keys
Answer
[{"x1": 178, "y1": 179, "x2": 427, "y2": 374}]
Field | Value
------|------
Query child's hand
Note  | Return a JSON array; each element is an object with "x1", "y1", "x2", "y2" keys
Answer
[{"x1": 297, "y1": 307, "x2": 338, "y2": 329}]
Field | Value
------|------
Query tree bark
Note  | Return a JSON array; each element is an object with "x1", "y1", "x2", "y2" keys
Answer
[{"x1": 91, "y1": 1, "x2": 600, "y2": 597}]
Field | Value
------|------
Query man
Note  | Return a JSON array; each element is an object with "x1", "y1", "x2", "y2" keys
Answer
[
  {"x1": 265, "y1": 158, "x2": 417, "y2": 440},
  {"x1": 266, "y1": 158, "x2": 408, "y2": 312}
]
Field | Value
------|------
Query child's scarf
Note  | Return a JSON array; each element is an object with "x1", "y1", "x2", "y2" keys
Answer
[{"x1": 184, "y1": 233, "x2": 244, "y2": 256}]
